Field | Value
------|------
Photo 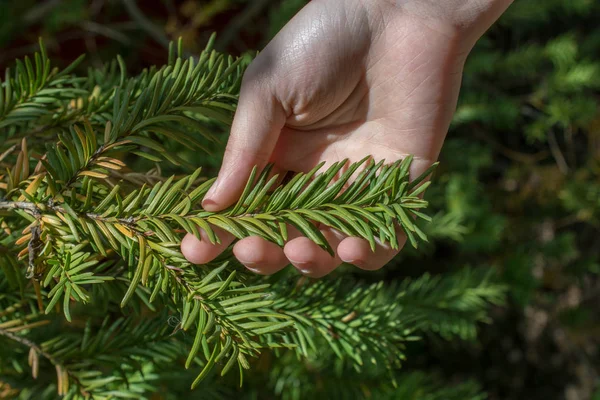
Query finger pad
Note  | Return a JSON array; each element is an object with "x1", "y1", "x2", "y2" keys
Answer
[
  {"x1": 284, "y1": 237, "x2": 324, "y2": 263},
  {"x1": 337, "y1": 237, "x2": 372, "y2": 263},
  {"x1": 233, "y1": 237, "x2": 285, "y2": 264},
  {"x1": 181, "y1": 231, "x2": 232, "y2": 265}
]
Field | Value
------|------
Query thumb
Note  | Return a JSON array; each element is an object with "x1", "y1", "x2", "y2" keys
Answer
[{"x1": 202, "y1": 64, "x2": 286, "y2": 212}]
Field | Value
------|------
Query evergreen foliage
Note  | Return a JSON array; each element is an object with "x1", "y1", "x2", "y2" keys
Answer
[
  {"x1": 423, "y1": 0, "x2": 600, "y2": 397},
  {"x1": 3, "y1": 0, "x2": 600, "y2": 398},
  {"x1": 0, "y1": 37, "x2": 504, "y2": 398}
]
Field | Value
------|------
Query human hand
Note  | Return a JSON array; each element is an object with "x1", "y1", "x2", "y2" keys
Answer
[{"x1": 181, "y1": 0, "x2": 512, "y2": 277}]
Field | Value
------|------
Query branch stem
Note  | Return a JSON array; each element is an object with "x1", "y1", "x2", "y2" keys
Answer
[
  {"x1": 0, "y1": 200, "x2": 136, "y2": 227},
  {"x1": 0, "y1": 326, "x2": 62, "y2": 368},
  {"x1": 0, "y1": 200, "x2": 41, "y2": 217}
]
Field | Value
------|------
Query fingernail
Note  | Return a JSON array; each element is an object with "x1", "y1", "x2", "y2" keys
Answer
[
  {"x1": 291, "y1": 261, "x2": 314, "y2": 275},
  {"x1": 202, "y1": 198, "x2": 218, "y2": 210},
  {"x1": 243, "y1": 262, "x2": 261, "y2": 274},
  {"x1": 202, "y1": 181, "x2": 220, "y2": 209}
]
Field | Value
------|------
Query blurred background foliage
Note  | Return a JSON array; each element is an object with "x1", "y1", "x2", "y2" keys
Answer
[{"x1": 0, "y1": 0, "x2": 599, "y2": 399}]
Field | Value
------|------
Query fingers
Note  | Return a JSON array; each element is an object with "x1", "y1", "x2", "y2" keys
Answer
[
  {"x1": 233, "y1": 234, "x2": 294, "y2": 275},
  {"x1": 230, "y1": 227, "x2": 403, "y2": 277},
  {"x1": 181, "y1": 226, "x2": 235, "y2": 265},
  {"x1": 182, "y1": 222, "x2": 405, "y2": 275},
  {"x1": 284, "y1": 228, "x2": 344, "y2": 278},
  {"x1": 182, "y1": 217, "x2": 406, "y2": 276},
  {"x1": 191, "y1": 225, "x2": 345, "y2": 278},
  {"x1": 202, "y1": 60, "x2": 287, "y2": 212},
  {"x1": 232, "y1": 225, "x2": 301, "y2": 275},
  {"x1": 338, "y1": 233, "x2": 407, "y2": 271}
]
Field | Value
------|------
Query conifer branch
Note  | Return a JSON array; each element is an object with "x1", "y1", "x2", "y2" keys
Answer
[
  {"x1": 0, "y1": 37, "x2": 507, "y2": 396},
  {"x1": 0, "y1": 326, "x2": 62, "y2": 370},
  {"x1": 0, "y1": 324, "x2": 80, "y2": 395},
  {"x1": 1, "y1": 148, "x2": 437, "y2": 384},
  {"x1": 0, "y1": 200, "x2": 41, "y2": 217}
]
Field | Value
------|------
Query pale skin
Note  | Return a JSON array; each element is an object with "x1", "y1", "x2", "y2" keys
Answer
[{"x1": 181, "y1": 0, "x2": 513, "y2": 277}]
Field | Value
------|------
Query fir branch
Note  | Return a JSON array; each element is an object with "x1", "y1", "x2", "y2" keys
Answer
[
  {"x1": 1, "y1": 148, "x2": 438, "y2": 385},
  {"x1": 395, "y1": 268, "x2": 506, "y2": 340},
  {"x1": 259, "y1": 354, "x2": 487, "y2": 400},
  {"x1": 0, "y1": 39, "x2": 86, "y2": 132},
  {"x1": 0, "y1": 37, "x2": 247, "y2": 166},
  {"x1": 0, "y1": 324, "x2": 79, "y2": 395},
  {"x1": 0, "y1": 200, "x2": 41, "y2": 217},
  {"x1": 0, "y1": 37, "x2": 509, "y2": 397},
  {"x1": 0, "y1": 199, "x2": 135, "y2": 227},
  {"x1": 268, "y1": 267, "x2": 506, "y2": 373},
  {"x1": 0, "y1": 325, "x2": 60, "y2": 367}
]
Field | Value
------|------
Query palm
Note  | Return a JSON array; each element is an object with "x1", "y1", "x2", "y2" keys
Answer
[{"x1": 268, "y1": 1, "x2": 464, "y2": 176}]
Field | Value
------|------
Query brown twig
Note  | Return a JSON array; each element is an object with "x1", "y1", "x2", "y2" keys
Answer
[
  {"x1": 0, "y1": 201, "x2": 41, "y2": 217},
  {"x1": 26, "y1": 226, "x2": 44, "y2": 280},
  {"x1": 548, "y1": 129, "x2": 570, "y2": 174},
  {"x1": 0, "y1": 325, "x2": 83, "y2": 394},
  {"x1": 0, "y1": 199, "x2": 137, "y2": 228},
  {"x1": 0, "y1": 325, "x2": 62, "y2": 370}
]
